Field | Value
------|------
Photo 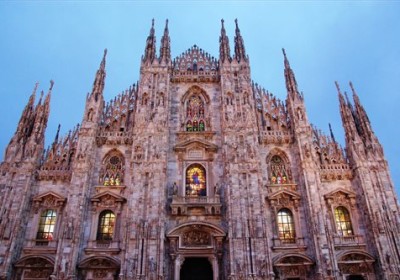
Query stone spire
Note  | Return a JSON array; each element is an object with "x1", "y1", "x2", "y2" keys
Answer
[
  {"x1": 219, "y1": 19, "x2": 231, "y2": 63},
  {"x1": 233, "y1": 19, "x2": 247, "y2": 62},
  {"x1": 31, "y1": 81, "x2": 53, "y2": 143},
  {"x1": 83, "y1": 51, "x2": 106, "y2": 125},
  {"x1": 90, "y1": 49, "x2": 107, "y2": 102},
  {"x1": 283, "y1": 48, "x2": 302, "y2": 101},
  {"x1": 15, "y1": 82, "x2": 38, "y2": 138},
  {"x1": 159, "y1": 19, "x2": 171, "y2": 64},
  {"x1": 143, "y1": 19, "x2": 157, "y2": 64},
  {"x1": 337, "y1": 81, "x2": 359, "y2": 144},
  {"x1": 350, "y1": 81, "x2": 374, "y2": 141}
]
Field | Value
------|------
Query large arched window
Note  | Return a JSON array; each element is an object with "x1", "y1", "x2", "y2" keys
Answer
[
  {"x1": 269, "y1": 155, "x2": 289, "y2": 184},
  {"x1": 185, "y1": 164, "x2": 207, "y2": 196},
  {"x1": 186, "y1": 95, "x2": 205, "y2": 132},
  {"x1": 277, "y1": 208, "x2": 296, "y2": 243},
  {"x1": 99, "y1": 152, "x2": 124, "y2": 186},
  {"x1": 97, "y1": 210, "x2": 116, "y2": 241},
  {"x1": 334, "y1": 206, "x2": 354, "y2": 236},
  {"x1": 36, "y1": 209, "x2": 57, "y2": 241}
]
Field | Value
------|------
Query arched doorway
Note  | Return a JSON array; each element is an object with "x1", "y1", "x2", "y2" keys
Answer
[{"x1": 180, "y1": 257, "x2": 213, "y2": 280}]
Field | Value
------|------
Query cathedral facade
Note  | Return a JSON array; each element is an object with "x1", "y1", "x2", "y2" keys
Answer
[{"x1": 0, "y1": 19, "x2": 399, "y2": 280}]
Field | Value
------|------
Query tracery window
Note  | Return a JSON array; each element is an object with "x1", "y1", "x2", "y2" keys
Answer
[
  {"x1": 97, "y1": 210, "x2": 116, "y2": 241},
  {"x1": 277, "y1": 208, "x2": 296, "y2": 243},
  {"x1": 185, "y1": 164, "x2": 207, "y2": 196},
  {"x1": 186, "y1": 95, "x2": 205, "y2": 132},
  {"x1": 269, "y1": 155, "x2": 289, "y2": 184},
  {"x1": 99, "y1": 152, "x2": 124, "y2": 186},
  {"x1": 334, "y1": 206, "x2": 354, "y2": 236},
  {"x1": 36, "y1": 209, "x2": 57, "y2": 241}
]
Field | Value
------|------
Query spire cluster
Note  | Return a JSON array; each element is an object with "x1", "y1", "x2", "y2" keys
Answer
[
  {"x1": 336, "y1": 81, "x2": 382, "y2": 157},
  {"x1": 142, "y1": 19, "x2": 171, "y2": 65}
]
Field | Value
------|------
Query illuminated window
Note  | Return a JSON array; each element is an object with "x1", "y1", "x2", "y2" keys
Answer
[
  {"x1": 97, "y1": 210, "x2": 116, "y2": 241},
  {"x1": 185, "y1": 164, "x2": 207, "y2": 196},
  {"x1": 99, "y1": 153, "x2": 124, "y2": 186},
  {"x1": 277, "y1": 208, "x2": 296, "y2": 243},
  {"x1": 270, "y1": 155, "x2": 289, "y2": 184},
  {"x1": 36, "y1": 210, "x2": 57, "y2": 241},
  {"x1": 334, "y1": 206, "x2": 353, "y2": 236},
  {"x1": 186, "y1": 95, "x2": 205, "y2": 132}
]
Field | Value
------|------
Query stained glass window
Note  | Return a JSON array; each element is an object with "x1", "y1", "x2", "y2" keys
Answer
[
  {"x1": 36, "y1": 209, "x2": 57, "y2": 241},
  {"x1": 97, "y1": 210, "x2": 116, "y2": 241},
  {"x1": 277, "y1": 208, "x2": 296, "y2": 243},
  {"x1": 270, "y1": 155, "x2": 288, "y2": 184},
  {"x1": 185, "y1": 164, "x2": 207, "y2": 196},
  {"x1": 334, "y1": 206, "x2": 353, "y2": 236},
  {"x1": 99, "y1": 153, "x2": 124, "y2": 186},
  {"x1": 186, "y1": 95, "x2": 205, "y2": 132}
]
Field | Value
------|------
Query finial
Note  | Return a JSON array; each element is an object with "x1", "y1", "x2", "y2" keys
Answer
[
  {"x1": 33, "y1": 82, "x2": 39, "y2": 95},
  {"x1": 152, "y1": 18, "x2": 155, "y2": 28},
  {"x1": 166, "y1": 19, "x2": 168, "y2": 28},
  {"x1": 100, "y1": 48, "x2": 107, "y2": 69},
  {"x1": 282, "y1": 48, "x2": 287, "y2": 58},
  {"x1": 334, "y1": 81, "x2": 341, "y2": 94},
  {"x1": 282, "y1": 48, "x2": 290, "y2": 68},
  {"x1": 235, "y1": 18, "x2": 239, "y2": 29},
  {"x1": 55, "y1": 124, "x2": 61, "y2": 143},
  {"x1": 349, "y1": 81, "x2": 356, "y2": 95},
  {"x1": 221, "y1": 19, "x2": 225, "y2": 27},
  {"x1": 329, "y1": 123, "x2": 336, "y2": 143},
  {"x1": 49, "y1": 80, "x2": 54, "y2": 91}
]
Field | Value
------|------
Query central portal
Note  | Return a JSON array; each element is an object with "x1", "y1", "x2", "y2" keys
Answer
[{"x1": 180, "y1": 257, "x2": 213, "y2": 280}]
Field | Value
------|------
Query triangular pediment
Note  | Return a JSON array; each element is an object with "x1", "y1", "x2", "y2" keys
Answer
[
  {"x1": 33, "y1": 191, "x2": 66, "y2": 204},
  {"x1": 268, "y1": 189, "x2": 301, "y2": 201},
  {"x1": 32, "y1": 191, "x2": 66, "y2": 210},
  {"x1": 174, "y1": 138, "x2": 218, "y2": 153},
  {"x1": 324, "y1": 188, "x2": 356, "y2": 200},
  {"x1": 91, "y1": 190, "x2": 126, "y2": 202}
]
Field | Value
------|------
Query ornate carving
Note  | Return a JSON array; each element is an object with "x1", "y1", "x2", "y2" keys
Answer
[
  {"x1": 32, "y1": 192, "x2": 66, "y2": 213},
  {"x1": 93, "y1": 269, "x2": 108, "y2": 278},
  {"x1": 24, "y1": 268, "x2": 53, "y2": 278},
  {"x1": 182, "y1": 230, "x2": 211, "y2": 246}
]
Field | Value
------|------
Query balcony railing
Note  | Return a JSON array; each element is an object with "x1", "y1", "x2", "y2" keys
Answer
[
  {"x1": 170, "y1": 195, "x2": 222, "y2": 216},
  {"x1": 333, "y1": 235, "x2": 365, "y2": 248},
  {"x1": 260, "y1": 130, "x2": 292, "y2": 144},
  {"x1": 272, "y1": 237, "x2": 307, "y2": 250},
  {"x1": 85, "y1": 240, "x2": 121, "y2": 253},
  {"x1": 23, "y1": 239, "x2": 57, "y2": 254}
]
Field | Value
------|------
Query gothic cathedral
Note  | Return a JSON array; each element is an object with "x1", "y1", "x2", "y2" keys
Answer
[{"x1": 0, "y1": 19, "x2": 399, "y2": 280}]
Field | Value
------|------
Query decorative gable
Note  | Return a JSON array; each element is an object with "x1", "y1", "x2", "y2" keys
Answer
[
  {"x1": 91, "y1": 191, "x2": 126, "y2": 211},
  {"x1": 324, "y1": 188, "x2": 356, "y2": 208},
  {"x1": 267, "y1": 190, "x2": 301, "y2": 210},
  {"x1": 32, "y1": 191, "x2": 66, "y2": 213}
]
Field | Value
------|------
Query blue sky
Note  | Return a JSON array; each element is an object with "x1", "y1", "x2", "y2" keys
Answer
[{"x1": 0, "y1": 1, "x2": 399, "y2": 194}]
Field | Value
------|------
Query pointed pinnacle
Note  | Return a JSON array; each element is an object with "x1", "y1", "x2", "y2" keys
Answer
[
  {"x1": 49, "y1": 80, "x2": 54, "y2": 91},
  {"x1": 349, "y1": 81, "x2": 357, "y2": 97},
  {"x1": 334, "y1": 81, "x2": 342, "y2": 95},
  {"x1": 32, "y1": 82, "x2": 39, "y2": 96},
  {"x1": 329, "y1": 123, "x2": 336, "y2": 143},
  {"x1": 55, "y1": 124, "x2": 61, "y2": 143},
  {"x1": 235, "y1": 18, "x2": 239, "y2": 30},
  {"x1": 282, "y1": 48, "x2": 290, "y2": 69}
]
